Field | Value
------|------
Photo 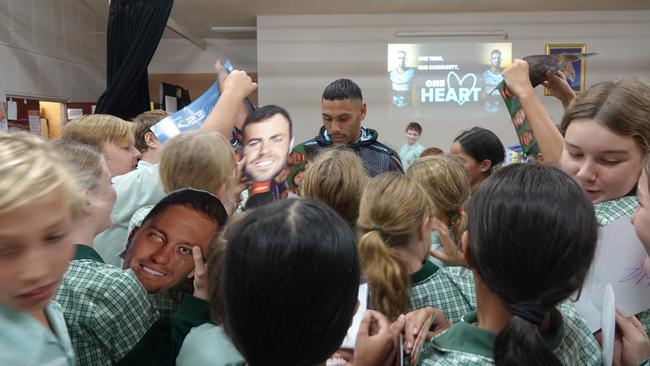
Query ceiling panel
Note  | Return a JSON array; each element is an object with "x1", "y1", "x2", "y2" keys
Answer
[{"x1": 81, "y1": 0, "x2": 650, "y2": 40}]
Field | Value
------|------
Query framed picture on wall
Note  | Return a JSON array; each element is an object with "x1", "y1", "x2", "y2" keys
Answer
[{"x1": 544, "y1": 44, "x2": 587, "y2": 95}]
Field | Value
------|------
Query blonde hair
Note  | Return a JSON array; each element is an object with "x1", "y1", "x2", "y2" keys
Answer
[
  {"x1": 62, "y1": 114, "x2": 132, "y2": 150},
  {"x1": 357, "y1": 172, "x2": 434, "y2": 320},
  {"x1": 160, "y1": 132, "x2": 236, "y2": 194},
  {"x1": 407, "y1": 155, "x2": 470, "y2": 246},
  {"x1": 53, "y1": 141, "x2": 104, "y2": 190},
  {"x1": 0, "y1": 132, "x2": 82, "y2": 218},
  {"x1": 301, "y1": 148, "x2": 368, "y2": 227},
  {"x1": 645, "y1": 151, "x2": 650, "y2": 191}
]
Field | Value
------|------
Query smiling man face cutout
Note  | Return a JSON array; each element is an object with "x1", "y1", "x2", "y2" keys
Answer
[
  {"x1": 242, "y1": 105, "x2": 293, "y2": 183},
  {"x1": 122, "y1": 189, "x2": 227, "y2": 293}
]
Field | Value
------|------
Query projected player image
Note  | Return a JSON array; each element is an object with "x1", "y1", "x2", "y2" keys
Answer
[
  {"x1": 389, "y1": 50, "x2": 417, "y2": 108},
  {"x1": 483, "y1": 49, "x2": 505, "y2": 112},
  {"x1": 387, "y1": 43, "x2": 512, "y2": 114}
]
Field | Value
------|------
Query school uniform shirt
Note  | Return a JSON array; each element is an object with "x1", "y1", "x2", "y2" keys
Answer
[
  {"x1": 0, "y1": 301, "x2": 75, "y2": 366},
  {"x1": 55, "y1": 245, "x2": 158, "y2": 366},
  {"x1": 93, "y1": 160, "x2": 166, "y2": 266},
  {"x1": 409, "y1": 266, "x2": 477, "y2": 324},
  {"x1": 594, "y1": 195, "x2": 638, "y2": 227},
  {"x1": 592, "y1": 195, "x2": 650, "y2": 336},
  {"x1": 115, "y1": 294, "x2": 211, "y2": 366},
  {"x1": 399, "y1": 142, "x2": 425, "y2": 170},
  {"x1": 408, "y1": 260, "x2": 440, "y2": 311},
  {"x1": 176, "y1": 324, "x2": 244, "y2": 366},
  {"x1": 417, "y1": 302, "x2": 602, "y2": 365}
]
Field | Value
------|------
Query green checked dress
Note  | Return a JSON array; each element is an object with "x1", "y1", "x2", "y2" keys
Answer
[
  {"x1": 408, "y1": 265, "x2": 476, "y2": 324},
  {"x1": 416, "y1": 302, "x2": 602, "y2": 365}
]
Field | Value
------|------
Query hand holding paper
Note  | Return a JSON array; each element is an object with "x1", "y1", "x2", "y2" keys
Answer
[
  {"x1": 502, "y1": 59, "x2": 535, "y2": 99},
  {"x1": 223, "y1": 70, "x2": 257, "y2": 100},
  {"x1": 542, "y1": 70, "x2": 576, "y2": 108}
]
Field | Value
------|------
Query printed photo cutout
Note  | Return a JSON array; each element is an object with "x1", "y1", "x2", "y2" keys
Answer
[{"x1": 242, "y1": 106, "x2": 293, "y2": 185}]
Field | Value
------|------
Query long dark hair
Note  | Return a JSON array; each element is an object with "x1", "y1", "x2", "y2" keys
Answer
[
  {"x1": 221, "y1": 198, "x2": 360, "y2": 366},
  {"x1": 467, "y1": 164, "x2": 597, "y2": 366},
  {"x1": 454, "y1": 127, "x2": 505, "y2": 175}
]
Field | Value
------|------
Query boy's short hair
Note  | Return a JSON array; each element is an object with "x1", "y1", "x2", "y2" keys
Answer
[
  {"x1": 159, "y1": 132, "x2": 236, "y2": 194},
  {"x1": 62, "y1": 114, "x2": 132, "y2": 150},
  {"x1": 406, "y1": 122, "x2": 423, "y2": 135},
  {"x1": 0, "y1": 132, "x2": 82, "y2": 218},
  {"x1": 132, "y1": 110, "x2": 170, "y2": 152}
]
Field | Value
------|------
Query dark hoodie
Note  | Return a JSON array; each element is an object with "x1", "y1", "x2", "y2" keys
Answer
[{"x1": 300, "y1": 126, "x2": 403, "y2": 177}]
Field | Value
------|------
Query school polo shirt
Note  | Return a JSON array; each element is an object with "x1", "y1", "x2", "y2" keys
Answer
[
  {"x1": 55, "y1": 245, "x2": 158, "y2": 366},
  {"x1": 93, "y1": 160, "x2": 166, "y2": 266},
  {"x1": 0, "y1": 301, "x2": 75, "y2": 366},
  {"x1": 418, "y1": 303, "x2": 602, "y2": 365},
  {"x1": 408, "y1": 260, "x2": 440, "y2": 311},
  {"x1": 399, "y1": 142, "x2": 425, "y2": 170},
  {"x1": 176, "y1": 324, "x2": 244, "y2": 366},
  {"x1": 409, "y1": 266, "x2": 477, "y2": 324}
]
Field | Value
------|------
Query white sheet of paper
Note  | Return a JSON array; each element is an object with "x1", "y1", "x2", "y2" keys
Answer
[
  {"x1": 67, "y1": 108, "x2": 83, "y2": 120},
  {"x1": 340, "y1": 283, "x2": 368, "y2": 349},
  {"x1": 7, "y1": 100, "x2": 17, "y2": 120},
  {"x1": 575, "y1": 218, "x2": 650, "y2": 332},
  {"x1": 601, "y1": 284, "x2": 615, "y2": 366},
  {"x1": 164, "y1": 96, "x2": 177, "y2": 113},
  {"x1": 28, "y1": 111, "x2": 40, "y2": 135}
]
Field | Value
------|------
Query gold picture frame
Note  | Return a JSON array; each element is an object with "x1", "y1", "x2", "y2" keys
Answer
[{"x1": 544, "y1": 44, "x2": 587, "y2": 96}]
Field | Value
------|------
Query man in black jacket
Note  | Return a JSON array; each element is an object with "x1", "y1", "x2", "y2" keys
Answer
[{"x1": 288, "y1": 79, "x2": 403, "y2": 187}]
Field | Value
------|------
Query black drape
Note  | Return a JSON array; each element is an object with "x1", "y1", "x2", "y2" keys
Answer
[{"x1": 96, "y1": 0, "x2": 174, "y2": 120}]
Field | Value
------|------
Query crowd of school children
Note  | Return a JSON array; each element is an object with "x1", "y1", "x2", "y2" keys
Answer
[{"x1": 0, "y1": 57, "x2": 649, "y2": 366}]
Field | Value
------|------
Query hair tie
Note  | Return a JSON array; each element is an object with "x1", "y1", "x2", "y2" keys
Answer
[
  {"x1": 370, "y1": 226, "x2": 384, "y2": 234},
  {"x1": 457, "y1": 207, "x2": 464, "y2": 215},
  {"x1": 510, "y1": 301, "x2": 544, "y2": 325}
]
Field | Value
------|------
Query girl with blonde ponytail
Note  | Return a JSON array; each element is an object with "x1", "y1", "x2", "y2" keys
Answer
[
  {"x1": 357, "y1": 172, "x2": 436, "y2": 320},
  {"x1": 407, "y1": 154, "x2": 470, "y2": 267}
]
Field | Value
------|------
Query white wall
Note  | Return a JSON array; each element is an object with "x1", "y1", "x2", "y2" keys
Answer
[
  {"x1": 149, "y1": 38, "x2": 257, "y2": 74},
  {"x1": 257, "y1": 11, "x2": 650, "y2": 151},
  {"x1": 0, "y1": 0, "x2": 106, "y2": 102}
]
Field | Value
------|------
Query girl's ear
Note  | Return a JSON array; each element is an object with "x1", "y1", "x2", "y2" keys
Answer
[
  {"x1": 81, "y1": 189, "x2": 93, "y2": 215},
  {"x1": 461, "y1": 231, "x2": 474, "y2": 268},
  {"x1": 418, "y1": 216, "x2": 432, "y2": 242},
  {"x1": 479, "y1": 159, "x2": 493, "y2": 174}
]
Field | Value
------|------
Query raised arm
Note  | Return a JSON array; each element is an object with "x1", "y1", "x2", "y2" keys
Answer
[
  {"x1": 503, "y1": 59, "x2": 565, "y2": 164},
  {"x1": 199, "y1": 68, "x2": 257, "y2": 138}
]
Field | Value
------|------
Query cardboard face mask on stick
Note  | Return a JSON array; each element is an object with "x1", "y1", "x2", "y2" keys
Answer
[{"x1": 241, "y1": 109, "x2": 294, "y2": 208}]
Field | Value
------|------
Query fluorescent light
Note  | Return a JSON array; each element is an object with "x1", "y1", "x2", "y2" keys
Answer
[
  {"x1": 211, "y1": 26, "x2": 257, "y2": 33},
  {"x1": 395, "y1": 30, "x2": 507, "y2": 38}
]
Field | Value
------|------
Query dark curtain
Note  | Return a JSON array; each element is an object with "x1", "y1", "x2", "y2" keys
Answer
[{"x1": 95, "y1": 0, "x2": 174, "y2": 120}]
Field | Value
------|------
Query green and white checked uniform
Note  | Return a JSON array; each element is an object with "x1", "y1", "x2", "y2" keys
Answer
[
  {"x1": 593, "y1": 195, "x2": 638, "y2": 227},
  {"x1": 417, "y1": 302, "x2": 602, "y2": 365},
  {"x1": 408, "y1": 265, "x2": 476, "y2": 324},
  {"x1": 55, "y1": 245, "x2": 158, "y2": 366},
  {"x1": 593, "y1": 195, "x2": 650, "y2": 337}
]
